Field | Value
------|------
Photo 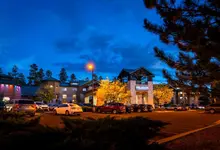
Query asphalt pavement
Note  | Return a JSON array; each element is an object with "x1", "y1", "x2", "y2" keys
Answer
[{"x1": 39, "y1": 111, "x2": 220, "y2": 140}]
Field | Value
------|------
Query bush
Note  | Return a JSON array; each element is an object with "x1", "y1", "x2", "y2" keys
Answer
[
  {"x1": 0, "y1": 116, "x2": 167, "y2": 150},
  {"x1": 0, "y1": 111, "x2": 40, "y2": 135}
]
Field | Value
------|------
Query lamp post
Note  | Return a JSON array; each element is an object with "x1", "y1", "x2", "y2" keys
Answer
[{"x1": 86, "y1": 63, "x2": 95, "y2": 105}]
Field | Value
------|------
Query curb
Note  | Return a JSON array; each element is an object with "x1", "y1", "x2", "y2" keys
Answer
[{"x1": 151, "y1": 120, "x2": 220, "y2": 145}]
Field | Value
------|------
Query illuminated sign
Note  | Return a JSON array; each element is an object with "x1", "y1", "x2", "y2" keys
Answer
[
  {"x1": 70, "y1": 82, "x2": 78, "y2": 85},
  {"x1": 135, "y1": 85, "x2": 148, "y2": 90}
]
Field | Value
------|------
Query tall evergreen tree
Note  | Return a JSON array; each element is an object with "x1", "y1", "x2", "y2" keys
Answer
[
  {"x1": 46, "y1": 70, "x2": 52, "y2": 78},
  {"x1": 92, "y1": 73, "x2": 98, "y2": 81},
  {"x1": 0, "y1": 68, "x2": 3, "y2": 74},
  {"x1": 59, "y1": 68, "x2": 68, "y2": 83},
  {"x1": 143, "y1": 0, "x2": 220, "y2": 98},
  {"x1": 37, "y1": 68, "x2": 45, "y2": 83},
  {"x1": 70, "y1": 73, "x2": 76, "y2": 82},
  {"x1": 8, "y1": 65, "x2": 19, "y2": 78},
  {"x1": 27, "y1": 64, "x2": 38, "y2": 85},
  {"x1": 99, "y1": 75, "x2": 103, "y2": 81},
  {"x1": 18, "y1": 73, "x2": 26, "y2": 85}
]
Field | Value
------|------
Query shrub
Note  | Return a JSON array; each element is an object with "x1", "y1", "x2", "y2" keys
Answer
[{"x1": 0, "y1": 116, "x2": 168, "y2": 150}]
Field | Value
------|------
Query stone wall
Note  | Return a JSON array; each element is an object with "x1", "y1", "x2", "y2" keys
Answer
[
  {"x1": 147, "y1": 81, "x2": 154, "y2": 107},
  {"x1": 128, "y1": 80, "x2": 137, "y2": 104}
]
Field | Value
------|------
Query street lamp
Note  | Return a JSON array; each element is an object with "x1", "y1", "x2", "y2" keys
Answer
[{"x1": 86, "y1": 62, "x2": 95, "y2": 105}]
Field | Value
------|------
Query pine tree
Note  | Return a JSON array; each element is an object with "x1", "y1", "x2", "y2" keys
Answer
[
  {"x1": 59, "y1": 68, "x2": 68, "y2": 83},
  {"x1": 0, "y1": 68, "x2": 3, "y2": 74},
  {"x1": 37, "y1": 68, "x2": 45, "y2": 83},
  {"x1": 143, "y1": 0, "x2": 220, "y2": 98},
  {"x1": 27, "y1": 64, "x2": 38, "y2": 85},
  {"x1": 8, "y1": 65, "x2": 18, "y2": 78},
  {"x1": 46, "y1": 70, "x2": 52, "y2": 78},
  {"x1": 18, "y1": 73, "x2": 26, "y2": 85},
  {"x1": 99, "y1": 76, "x2": 103, "y2": 81},
  {"x1": 70, "y1": 73, "x2": 76, "y2": 82},
  {"x1": 92, "y1": 73, "x2": 98, "y2": 81}
]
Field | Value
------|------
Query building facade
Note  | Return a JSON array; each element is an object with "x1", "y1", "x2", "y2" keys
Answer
[
  {"x1": 118, "y1": 67, "x2": 154, "y2": 106},
  {"x1": 0, "y1": 74, "x2": 21, "y2": 101},
  {"x1": 20, "y1": 67, "x2": 155, "y2": 106}
]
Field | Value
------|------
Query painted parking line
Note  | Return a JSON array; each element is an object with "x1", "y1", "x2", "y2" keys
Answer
[{"x1": 152, "y1": 120, "x2": 220, "y2": 144}]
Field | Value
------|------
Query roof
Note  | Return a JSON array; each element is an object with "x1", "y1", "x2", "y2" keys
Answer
[
  {"x1": 42, "y1": 77, "x2": 60, "y2": 82},
  {"x1": 0, "y1": 80, "x2": 16, "y2": 85},
  {"x1": 0, "y1": 73, "x2": 13, "y2": 79},
  {"x1": 118, "y1": 67, "x2": 154, "y2": 79},
  {"x1": 0, "y1": 74, "x2": 15, "y2": 85},
  {"x1": 21, "y1": 86, "x2": 40, "y2": 96}
]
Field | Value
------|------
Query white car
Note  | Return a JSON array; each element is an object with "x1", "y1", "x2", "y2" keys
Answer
[
  {"x1": 35, "y1": 101, "x2": 49, "y2": 111},
  {"x1": 54, "y1": 103, "x2": 83, "y2": 115}
]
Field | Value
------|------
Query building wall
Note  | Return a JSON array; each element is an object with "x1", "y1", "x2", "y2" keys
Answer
[
  {"x1": 147, "y1": 81, "x2": 154, "y2": 106},
  {"x1": 0, "y1": 84, "x2": 21, "y2": 100},
  {"x1": 128, "y1": 80, "x2": 137, "y2": 104},
  {"x1": 60, "y1": 86, "x2": 78, "y2": 102}
]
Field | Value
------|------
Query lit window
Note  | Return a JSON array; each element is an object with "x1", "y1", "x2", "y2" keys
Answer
[
  {"x1": 72, "y1": 88, "x2": 77, "y2": 91},
  {"x1": 63, "y1": 88, "x2": 67, "y2": 91},
  {"x1": 50, "y1": 85, "x2": 53, "y2": 88},
  {"x1": 83, "y1": 88, "x2": 86, "y2": 91},
  {"x1": 72, "y1": 94, "x2": 76, "y2": 100},
  {"x1": 62, "y1": 94, "x2": 67, "y2": 99}
]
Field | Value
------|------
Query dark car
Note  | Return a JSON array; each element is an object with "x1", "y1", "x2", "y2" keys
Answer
[
  {"x1": 125, "y1": 104, "x2": 133, "y2": 113},
  {"x1": 132, "y1": 104, "x2": 153, "y2": 112},
  {"x1": 96, "y1": 103, "x2": 126, "y2": 114},
  {"x1": 0, "y1": 101, "x2": 6, "y2": 111},
  {"x1": 79, "y1": 103, "x2": 94, "y2": 112},
  {"x1": 205, "y1": 103, "x2": 220, "y2": 114}
]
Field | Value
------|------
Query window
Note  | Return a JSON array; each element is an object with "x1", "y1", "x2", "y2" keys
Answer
[
  {"x1": 63, "y1": 88, "x2": 67, "y2": 91},
  {"x1": 59, "y1": 104, "x2": 68, "y2": 107},
  {"x1": 72, "y1": 88, "x2": 77, "y2": 91},
  {"x1": 82, "y1": 88, "x2": 86, "y2": 91},
  {"x1": 62, "y1": 94, "x2": 67, "y2": 99},
  {"x1": 18, "y1": 100, "x2": 34, "y2": 104}
]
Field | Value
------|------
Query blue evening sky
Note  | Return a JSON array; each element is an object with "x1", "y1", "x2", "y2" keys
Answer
[{"x1": 0, "y1": 0, "x2": 178, "y2": 83}]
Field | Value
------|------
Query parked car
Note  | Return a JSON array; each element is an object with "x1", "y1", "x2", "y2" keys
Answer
[
  {"x1": 48, "y1": 103, "x2": 59, "y2": 111},
  {"x1": 35, "y1": 101, "x2": 49, "y2": 111},
  {"x1": 132, "y1": 104, "x2": 153, "y2": 112},
  {"x1": 96, "y1": 103, "x2": 126, "y2": 114},
  {"x1": 0, "y1": 101, "x2": 6, "y2": 111},
  {"x1": 54, "y1": 103, "x2": 83, "y2": 115},
  {"x1": 125, "y1": 104, "x2": 133, "y2": 113},
  {"x1": 205, "y1": 103, "x2": 220, "y2": 114},
  {"x1": 78, "y1": 103, "x2": 94, "y2": 112},
  {"x1": 5, "y1": 99, "x2": 36, "y2": 116},
  {"x1": 165, "y1": 104, "x2": 186, "y2": 111}
]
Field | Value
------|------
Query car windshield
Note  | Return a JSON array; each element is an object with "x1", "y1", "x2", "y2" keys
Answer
[
  {"x1": 18, "y1": 100, "x2": 34, "y2": 104},
  {"x1": 36, "y1": 102, "x2": 43, "y2": 105}
]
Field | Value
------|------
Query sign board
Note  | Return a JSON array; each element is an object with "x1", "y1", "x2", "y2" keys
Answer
[
  {"x1": 135, "y1": 85, "x2": 148, "y2": 90},
  {"x1": 70, "y1": 82, "x2": 78, "y2": 85}
]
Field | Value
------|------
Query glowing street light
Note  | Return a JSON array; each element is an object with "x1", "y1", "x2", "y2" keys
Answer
[
  {"x1": 86, "y1": 63, "x2": 94, "y2": 71},
  {"x1": 86, "y1": 62, "x2": 95, "y2": 107}
]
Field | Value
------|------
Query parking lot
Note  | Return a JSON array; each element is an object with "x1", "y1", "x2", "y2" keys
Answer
[{"x1": 39, "y1": 111, "x2": 220, "y2": 140}]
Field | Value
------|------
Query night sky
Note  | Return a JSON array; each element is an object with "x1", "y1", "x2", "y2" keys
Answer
[{"x1": 0, "y1": 0, "x2": 177, "y2": 83}]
